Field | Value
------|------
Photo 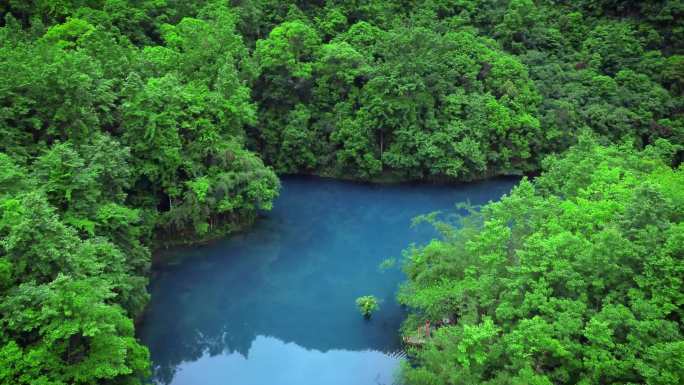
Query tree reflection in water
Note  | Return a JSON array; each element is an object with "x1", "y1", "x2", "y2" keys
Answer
[{"x1": 138, "y1": 176, "x2": 518, "y2": 385}]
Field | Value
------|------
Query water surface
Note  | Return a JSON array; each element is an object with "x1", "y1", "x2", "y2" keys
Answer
[{"x1": 138, "y1": 176, "x2": 518, "y2": 385}]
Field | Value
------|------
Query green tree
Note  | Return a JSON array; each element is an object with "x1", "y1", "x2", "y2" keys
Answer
[
  {"x1": 252, "y1": 19, "x2": 322, "y2": 165},
  {"x1": 399, "y1": 137, "x2": 684, "y2": 384},
  {"x1": 0, "y1": 192, "x2": 150, "y2": 384},
  {"x1": 356, "y1": 295, "x2": 380, "y2": 318}
]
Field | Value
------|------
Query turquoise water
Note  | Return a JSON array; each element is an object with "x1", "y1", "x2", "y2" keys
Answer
[{"x1": 138, "y1": 176, "x2": 518, "y2": 385}]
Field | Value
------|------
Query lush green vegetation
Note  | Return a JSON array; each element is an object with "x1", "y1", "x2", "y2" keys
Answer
[
  {"x1": 1, "y1": 2, "x2": 281, "y2": 384},
  {"x1": 356, "y1": 295, "x2": 380, "y2": 318},
  {"x1": 399, "y1": 137, "x2": 683, "y2": 384},
  {"x1": 0, "y1": 0, "x2": 682, "y2": 384}
]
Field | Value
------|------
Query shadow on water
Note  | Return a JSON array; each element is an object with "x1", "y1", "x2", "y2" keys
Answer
[{"x1": 137, "y1": 176, "x2": 519, "y2": 385}]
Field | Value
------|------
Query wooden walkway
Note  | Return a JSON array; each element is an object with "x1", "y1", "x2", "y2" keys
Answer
[{"x1": 403, "y1": 334, "x2": 428, "y2": 346}]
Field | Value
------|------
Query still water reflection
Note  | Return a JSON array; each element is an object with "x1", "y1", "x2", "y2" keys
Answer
[{"x1": 138, "y1": 176, "x2": 518, "y2": 385}]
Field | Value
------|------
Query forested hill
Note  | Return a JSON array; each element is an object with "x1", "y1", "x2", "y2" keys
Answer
[
  {"x1": 0, "y1": 1, "x2": 682, "y2": 384},
  {"x1": 399, "y1": 137, "x2": 684, "y2": 384}
]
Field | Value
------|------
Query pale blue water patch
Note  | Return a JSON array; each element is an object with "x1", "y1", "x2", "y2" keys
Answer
[{"x1": 138, "y1": 176, "x2": 518, "y2": 385}]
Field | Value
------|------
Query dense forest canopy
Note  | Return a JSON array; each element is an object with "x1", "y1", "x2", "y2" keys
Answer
[
  {"x1": 0, "y1": 0, "x2": 682, "y2": 384},
  {"x1": 400, "y1": 138, "x2": 683, "y2": 384}
]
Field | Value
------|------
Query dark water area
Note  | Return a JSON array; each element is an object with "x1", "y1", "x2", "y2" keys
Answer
[{"x1": 138, "y1": 176, "x2": 518, "y2": 385}]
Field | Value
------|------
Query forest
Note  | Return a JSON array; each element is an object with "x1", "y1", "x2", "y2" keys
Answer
[{"x1": 0, "y1": 0, "x2": 682, "y2": 384}]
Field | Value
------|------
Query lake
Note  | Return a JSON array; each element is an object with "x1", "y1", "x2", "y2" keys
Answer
[{"x1": 138, "y1": 176, "x2": 518, "y2": 385}]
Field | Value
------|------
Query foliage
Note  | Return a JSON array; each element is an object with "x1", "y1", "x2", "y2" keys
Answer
[
  {"x1": 0, "y1": 190, "x2": 150, "y2": 385},
  {"x1": 251, "y1": 17, "x2": 543, "y2": 180},
  {"x1": 0, "y1": 0, "x2": 682, "y2": 382},
  {"x1": 0, "y1": 2, "x2": 280, "y2": 383},
  {"x1": 240, "y1": 0, "x2": 682, "y2": 181},
  {"x1": 356, "y1": 295, "x2": 380, "y2": 318},
  {"x1": 399, "y1": 137, "x2": 684, "y2": 384},
  {"x1": 2, "y1": 0, "x2": 681, "y2": 182}
]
